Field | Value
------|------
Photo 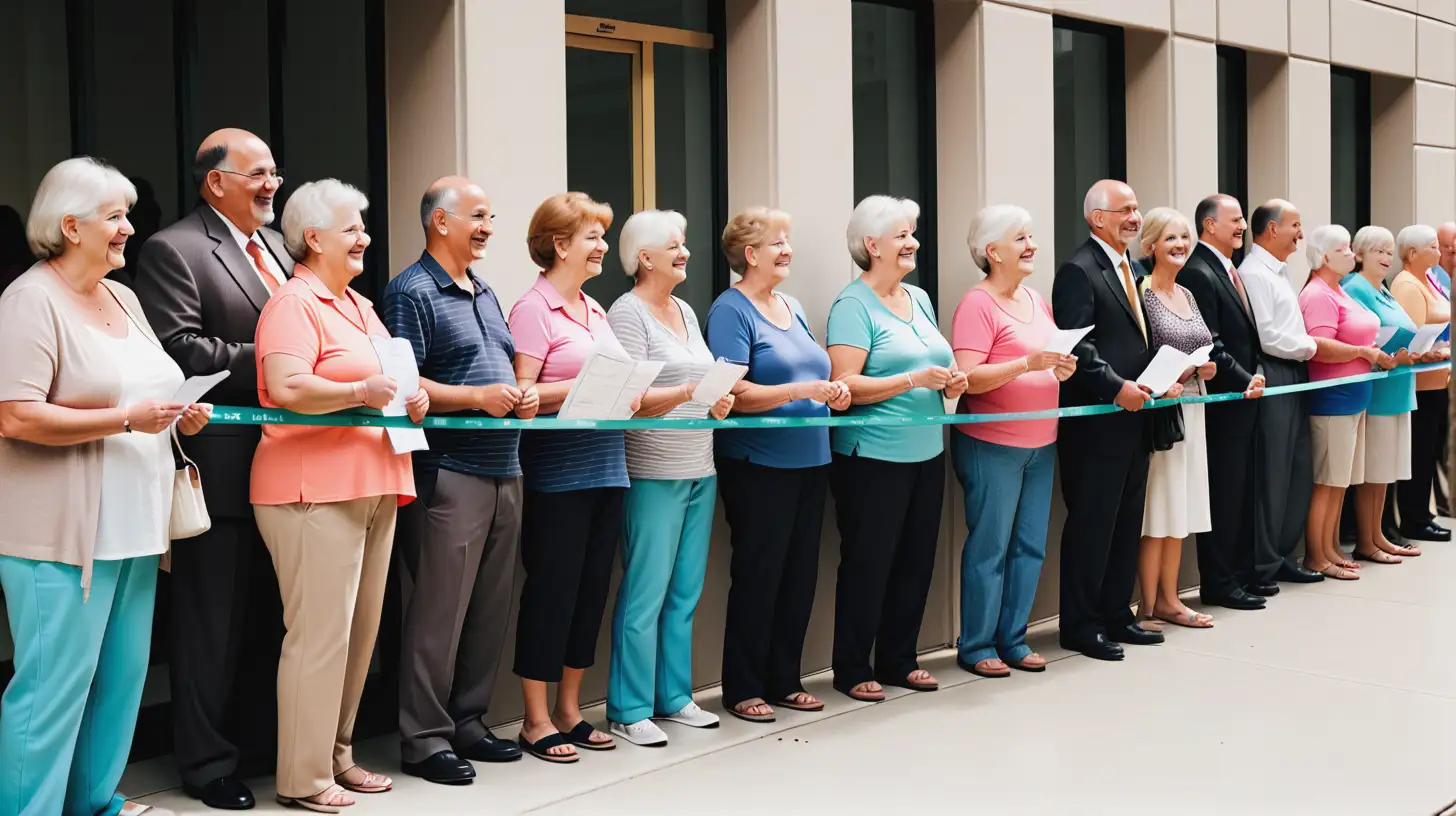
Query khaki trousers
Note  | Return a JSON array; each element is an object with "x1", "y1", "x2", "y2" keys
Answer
[{"x1": 254, "y1": 496, "x2": 396, "y2": 799}]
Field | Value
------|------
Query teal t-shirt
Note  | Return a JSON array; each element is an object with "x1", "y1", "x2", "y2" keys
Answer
[
  {"x1": 1342, "y1": 273, "x2": 1416, "y2": 416},
  {"x1": 826, "y1": 280, "x2": 954, "y2": 462}
]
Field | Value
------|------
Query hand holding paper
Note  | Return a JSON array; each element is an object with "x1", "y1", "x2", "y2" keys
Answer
[
  {"x1": 557, "y1": 350, "x2": 665, "y2": 420},
  {"x1": 1372, "y1": 326, "x2": 1398, "y2": 349},
  {"x1": 1044, "y1": 325, "x2": 1093, "y2": 356},
  {"x1": 371, "y1": 336, "x2": 429, "y2": 454},
  {"x1": 692, "y1": 359, "x2": 749, "y2": 406},
  {"x1": 1136, "y1": 345, "x2": 1193, "y2": 397},
  {"x1": 1408, "y1": 322, "x2": 1449, "y2": 354}
]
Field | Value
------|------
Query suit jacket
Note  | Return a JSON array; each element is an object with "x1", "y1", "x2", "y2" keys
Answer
[
  {"x1": 131, "y1": 205, "x2": 295, "y2": 518},
  {"x1": 1180, "y1": 242, "x2": 1259, "y2": 397},
  {"x1": 1053, "y1": 236, "x2": 1152, "y2": 414}
]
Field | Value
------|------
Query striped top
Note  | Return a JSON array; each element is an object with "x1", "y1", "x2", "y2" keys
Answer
[
  {"x1": 607, "y1": 289, "x2": 715, "y2": 480},
  {"x1": 381, "y1": 252, "x2": 521, "y2": 479}
]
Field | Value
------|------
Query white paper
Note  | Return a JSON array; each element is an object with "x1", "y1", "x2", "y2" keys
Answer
[
  {"x1": 1408, "y1": 322, "x2": 1450, "y2": 354},
  {"x1": 371, "y1": 337, "x2": 428, "y2": 454},
  {"x1": 171, "y1": 371, "x2": 230, "y2": 406},
  {"x1": 610, "y1": 361, "x2": 666, "y2": 420},
  {"x1": 1372, "y1": 326, "x2": 1398, "y2": 349},
  {"x1": 1184, "y1": 344, "x2": 1214, "y2": 368},
  {"x1": 1136, "y1": 345, "x2": 1192, "y2": 397},
  {"x1": 557, "y1": 349, "x2": 665, "y2": 421},
  {"x1": 692, "y1": 359, "x2": 749, "y2": 406},
  {"x1": 1044, "y1": 325, "x2": 1094, "y2": 356}
]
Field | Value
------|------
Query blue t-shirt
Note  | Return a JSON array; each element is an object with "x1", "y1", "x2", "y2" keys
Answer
[
  {"x1": 1342, "y1": 273, "x2": 1416, "y2": 416},
  {"x1": 705, "y1": 288, "x2": 830, "y2": 469},
  {"x1": 826, "y1": 280, "x2": 952, "y2": 462}
]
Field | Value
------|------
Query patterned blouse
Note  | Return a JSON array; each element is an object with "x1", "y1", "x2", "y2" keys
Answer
[{"x1": 1143, "y1": 283, "x2": 1213, "y2": 387}]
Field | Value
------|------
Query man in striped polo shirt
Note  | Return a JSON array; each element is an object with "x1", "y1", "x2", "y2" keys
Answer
[{"x1": 383, "y1": 176, "x2": 530, "y2": 784}]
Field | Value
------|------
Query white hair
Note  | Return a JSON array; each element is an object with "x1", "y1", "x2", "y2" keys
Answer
[
  {"x1": 846, "y1": 195, "x2": 920, "y2": 271},
  {"x1": 1083, "y1": 185, "x2": 1110, "y2": 221},
  {"x1": 419, "y1": 185, "x2": 460, "y2": 232},
  {"x1": 26, "y1": 157, "x2": 138, "y2": 259},
  {"x1": 966, "y1": 205, "x2": 1033, "y2": 272},
  {"x1": 282, "y1": 179, "x2": 369, "y2": 261},
  {"x1": 618, "y1": 209, "x2": 687, "y2": 276},
  {"x1": 1304, "y1": 224, "x2": 1352, "y2": 272},
  {"x1": 1395, "y1": 223, "x2": 1438, "y2": 266},
  {"x1": 1351, "y1": 225, "x2": 1394, "y2": 260}
]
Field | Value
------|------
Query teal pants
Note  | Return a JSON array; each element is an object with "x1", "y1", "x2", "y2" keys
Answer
[
  {"x1": 607, "y1": 476, "x2": 716, "y2": 724},
  {"x1": 0, "y1": 555, "x2": 158, "y2": 816}
]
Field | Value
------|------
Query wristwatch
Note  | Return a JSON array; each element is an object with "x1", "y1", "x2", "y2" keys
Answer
[{"x1": 123, "y1": 418, "x2": 132, "y2": 433}]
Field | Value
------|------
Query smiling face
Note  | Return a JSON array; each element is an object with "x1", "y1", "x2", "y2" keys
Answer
[
  {"x1": 441, "y1": 185, "x2": 494, "y2": 266},
  {"x1": 1090, "y1": 182, "x2": 1142, "y2": 252},
  {"x1": 1407, "y1": 238, "x2": 1441, "y2": 273},
  {"x1": 62, "y1": 195, "x2": 134, "y2": 271},
  {"x1": 1206, "y1": 198, "x2": 1247, "y2": 254},
  {"x1": 868, "y1": 218, "x2": 919, "y2": 275},
  {"x1": 558, "y1": 221, "x2": 609, "y2": 278},
  {"x1": 746, "y1": 227, "x2": 793, "y2": 283},
  {"x1": 1155, "y1": 220, "x2": 1193, "y2": 270},
  {"x1": 1360, "y1": 240, "x2": 1395, "y2": 281},
  {"x1": 308, "y1": 206, "x2": 370, "y2": 279},
  {"x1": 640, "y1": 228, "x2": 690, "y2": 285},
  {"x1": 207, "y1": 136, "x2": 281, "y2": 235},
  {"x1": 988, "y1": 226, "x2": 1038, "y2": 279}
]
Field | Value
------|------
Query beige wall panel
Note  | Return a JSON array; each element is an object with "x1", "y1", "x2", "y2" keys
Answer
[
  {"x1": 991, "y1": 0, "x2": 1172, "y2": 32},
  {"x1": 1421, "y1": 0, "x2": 1456, "y2": 24},
  {"x1": 1416, "y1": 79, "x2": 1456, "y2": 146},
  {"x1": 1173, "y1": 0, "x2": 1217, "y2": 39},
  {"x1": 933, "y1": 0, "x2": 982, "y2": 323},
  {"x1": 1415, "y1": 146, "x2": 1456, "y2": 221},
  {"x1": 1246, "y1": 54, "x2": 1290, "y2": 210},
  {"x1": 1372, "y1": 0, "x2": 1420, "y2": 12},
  {"x1": 1417, "y1": 17, "x2": 1456, "y2": 83},
  {"x1": 1289, "y1": 0, "x2": 1333, "y2": 61},
  {"x1": 726, "y1": 0, "x2": 775, "y2": 213},
  {"x1": 1331, "y1": 0, "x2": 1417, "y2": 77},
  {"x1": 1125, "y1": 31, "x2": 1175, "y2": 209},
  {"x1": 1372, "y1": 75, "x2": 1418, "y2": 227},
  {"x1": 1249, "y1": 56, "x2": 1330, "y2": 286},
  {"x1": 1218, "y1": 0, "x2": 1291, "y2": 54},
  {"x1": 1173, "y1": 37, "x2": 1221, "y2": 215}
]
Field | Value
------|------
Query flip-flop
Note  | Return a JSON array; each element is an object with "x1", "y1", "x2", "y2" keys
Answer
[
  {"x1": 776, "y1": 693, "x2": 825, "y2": 712},
  {"x1": 334, "y1": 767, "x2": 391, "y2": 793},
  {"x1": 276, "y1": 785, "x2": 352, "y2": 813},
  {"x1": 1354, "y1": 549, "x2": 1402, "y2": 565},
  {"x1": 564, "y1": 720, "x2": 616, "y2": 751},
  {"x1": 1319, "y1": 564, "x2": 1360, "y2": 581},
  {"x1": 726, "y1": 702, "x2": 776, "y2": 723},
  {"x1": 877, "y1": 672, "x2": 939, "y2": 692},
  {"x1": 843, "y1": 683, "x2": 886, "y2": 702},
  {"x1": 1005, "y1": 654, "x2": 1048, "y2": 673},
  {"x1": 1154, "y1": 609, "x2": 1214, "y2": 629},
  {"x1": 520, "y1": 731, "x2": 580, "y2": 763}
]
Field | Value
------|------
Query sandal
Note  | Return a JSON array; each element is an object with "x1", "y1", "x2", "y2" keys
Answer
[
  {"x1": 335, "y1": 766, "x2": 391, "y2": 794},
  {"x1": 842, "y1": 681, "x2": 886, "y2": 702},
  {"x1": 727, "y1": 699, "x2": 776, "y2": 723},
  {"x1": 276, "y1": 785, "x2": 354, "y2": 813},
  {"x1": 1391, "y1": 541, "x2": 1422, "y2": 556},
  {"x1": 520, "y1": 731, "x2": 580, "y2": 763},
  {"x1": 877, "y1": 670, "x2": 939, "y2": 692},
  {"x1": 1138, "y1": 615, "x2": 1166, "y2": 633},
  {"x1": 1006, "y1": 653, "x2": 1047, "y2": 673},
  {"x1": 1153, "y1": 609, "x2": 1214, "y2": 629},
  {"x1": 959, "y1": 657, "x2": 1011, "y2": 678},
  {"x1": 776, "y1": 692, "x2": 825, "y2": 712},
  {"x1": 1318, "y1": 564, "x2": 1360, "y2": 581},
  {"x1": 1354, "y1": 549, "x2": 1402, "y2": 565},
  {"x1": 564, "y1": 720, "x2": 615, "y2": 751}
]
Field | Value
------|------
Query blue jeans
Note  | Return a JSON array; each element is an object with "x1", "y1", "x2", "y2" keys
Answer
[{"x1": 951, "y1": 433, "x2": 1055, "y2": 664}]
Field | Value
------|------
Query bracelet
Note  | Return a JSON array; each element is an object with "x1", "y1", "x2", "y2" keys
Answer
[
  {"x1": 352, "y1": 381, "x2": 367, "y2": 405},
  {"x1": 904, "y1": 372, "x2": 915, "y2": 390}
]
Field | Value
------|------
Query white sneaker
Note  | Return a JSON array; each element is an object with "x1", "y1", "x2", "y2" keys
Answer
[
  {"x1": 610, "y1": 718, "x2": 669, "y2": 747},
  {"x1": 656, "y1": 701, "x2": 721, "y2": 729}
]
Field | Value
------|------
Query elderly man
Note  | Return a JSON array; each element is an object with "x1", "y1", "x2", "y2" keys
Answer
[
  {"x1": 381, "y1": 177, "x2": 527, "y2": 784},
  {"x1": 132, "y1": 129, "x2": 291, "y2": 810},
  {"x1": 1180, "y1": 195, "x2": 1269, "y2": 610},
  {"x1": 1051, "y1": 179, "x2": 1162, "y2": 661},
  {"x1": 1238, "y1": 200, "x2": 1326, "y2": 588}
]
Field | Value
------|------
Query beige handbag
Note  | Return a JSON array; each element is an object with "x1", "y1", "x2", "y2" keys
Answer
[{"x1": 169, "y1": 426, "x2": 211, "y2": 540}]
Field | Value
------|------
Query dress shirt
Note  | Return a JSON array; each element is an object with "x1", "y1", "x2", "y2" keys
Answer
[
  {"x1": 1199, "y1": 241, "x2": 1234, "y2": 273},
  {"x1": 1237, "y1": 243, "x2": 1317, "y2": 361},
  {"x1": 208, "y1": 204, "x2": 286, "y2": 289},
  {"x1": 1090, "y1": 233, "x2": 1131, "y2": 273}
]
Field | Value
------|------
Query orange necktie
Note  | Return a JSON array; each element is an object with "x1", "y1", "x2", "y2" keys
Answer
[
  {"x1": 246, "y1": 241, "x2": 280, "y2": 295},
  {"x1": 1119, "y1": 259, "x2": 1146, "y2": 341}
]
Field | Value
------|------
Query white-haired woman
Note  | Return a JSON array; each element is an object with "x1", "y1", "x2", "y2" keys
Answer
[
  {"x1": 825, "y1": 195, "x2": 964, "y2": 701},
  {"x1": 604, "y1": 210, "x2": 734, "y2": 746},
  {"x1": 0, "y1": 157, "x2": 210, "y2": 816},
  {"x1": 1299, "y1": 225, "x2": 1393, "y2": 581},
  {"x1": 253, "y1": 179, "x2": 427, "y2": 811},
  {"x1": 1389, "y1": 224, "x2": 1454, "y2": 544},
  {"x1": 950, "y1": 205, "x2": 1074, "y2": 677},
  {"x1": 1343, "y1": 226, "x2": 1419, "y2": 563},
  {"x1": 1135, "y1": 208, "x2": 1217, "y2": 630}
]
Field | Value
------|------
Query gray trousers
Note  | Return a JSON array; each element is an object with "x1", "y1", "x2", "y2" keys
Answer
[
  {"x1": 397, "y1": 469, "x2": 522, "y2": 763},
  {"x1": 1253, "y1": 356, "x2": 1314, "y2": 581}
]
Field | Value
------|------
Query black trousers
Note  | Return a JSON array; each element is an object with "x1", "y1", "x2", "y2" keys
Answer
[
  {"x1": 1198, "y1": 401, "x2": 1258, "y2": 594},
  {"x1": 716, "y1": 458, "x2": 828, "y2": 708},
  {"x1": 1253, "y1": 357, "x2": 1314, "y2": 580},
  {"x1": 1397, "y1": 388, "x2": 1449, "y2": 529},
  {"x1": 1056, "y1": 412, "x2": 1149, "y2": 644},
  {"x1": 829, "y1": 453, "x2": 944, "y2": 690},
  {"x1": 513, "y1": 486, "x2": 625, "y2": 682},
  {"x1": 167, "y1": 516, "x2": 284, "y2": 786}
]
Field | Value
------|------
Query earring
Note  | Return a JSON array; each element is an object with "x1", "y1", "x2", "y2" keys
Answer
[{"x1": 644, "y1": 263, "x2": 653, "y2": 272}]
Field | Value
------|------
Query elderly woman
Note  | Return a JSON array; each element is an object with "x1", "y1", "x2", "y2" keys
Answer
[
  {"x1": 0, "y1": 157, "x2": 210, "y2": 816},
  {"x1": 706, "y1": 206, "x2": 851, "y2": 723},
  {"x1": 950, "y1": 205, "x2": 1074, "y2": 677},
  {"x1": 604, "y1": 210, "x2": 734, "y2": 747},
  {"x1": 1135, "y1": 208, "x2": 1218, "y2": 630},
  {"x1": 825, "y1": 195, "x2": 965, "y2": 701},
  {"x1": 253, "y1": 179, "x2": 425, "y2": 811},
  {"x1": 1298, "y1": 225, "x2": 1393, "y2": 581},
  {"x1": 1389, "y1": 224, "x2": 1454, "y2": 544},
  {"x1": 1343, "y1": 226, "x2": 1419, "y2": 563}
]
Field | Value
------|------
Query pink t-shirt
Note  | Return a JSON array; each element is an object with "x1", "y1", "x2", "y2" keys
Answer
[
  {"x1": 1299, "y1": 273, "x2": 1379, "y2": 383},
  {"x1": 952, "y1": 286, "x2": 1060, "y2": 448},
  {"x1": 508, "y1": 274, "x2": 625, "y2": 383}
]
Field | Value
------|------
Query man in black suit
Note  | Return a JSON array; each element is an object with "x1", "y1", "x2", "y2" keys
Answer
[
  {"x1": 132, "y1": 129, "x2": 293, "y2": 811},
  {"x1": 1052, "y1": 179, "x2": 1162, "y2": 661},
  {"x1": 1179, "y1": 195, "x2": 1271, "y2": 612}
]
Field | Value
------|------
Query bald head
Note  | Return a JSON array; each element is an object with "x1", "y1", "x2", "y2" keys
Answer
[
  {"x1": 421, "y1": 175, "x2": 493, "y2": 272},
  {"x1": 1250, "y1": 199, "x2": 1302, "y2": 262},
  {"x1": 1083, "y1": 179, "x2": 1142, "y2": 253},
  {"x1": 195, "y1": 128, "x2": 279, "y2": 235},
  {"x1": 1437, "y1": 221, "x2": 1456, "y2": 275}
]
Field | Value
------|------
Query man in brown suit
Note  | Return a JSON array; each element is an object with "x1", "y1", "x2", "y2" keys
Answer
[{"x1": 132, "y1": 129, "x2": 292, "y2": 811}]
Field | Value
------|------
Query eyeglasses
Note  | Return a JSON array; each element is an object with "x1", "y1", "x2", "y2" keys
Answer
[
  {"x1": 443, "y1": 211, "x2": 495, "y2": 226},
  {"x1": 1093, "y1": 205, "x2": 1140, "y2": 217},
  {"x1": 217, "y1": 168, "x2": 284, "y2": 186}
]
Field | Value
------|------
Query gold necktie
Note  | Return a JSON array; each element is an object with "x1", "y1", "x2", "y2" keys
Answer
[{"x1": 1120, "y1": 259, "x2": 1146, "y2": 341}]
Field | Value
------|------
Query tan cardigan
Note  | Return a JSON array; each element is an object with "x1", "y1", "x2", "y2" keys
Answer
[{"x1": 0, "y1": 263, "x2": 166, "y2": 594}]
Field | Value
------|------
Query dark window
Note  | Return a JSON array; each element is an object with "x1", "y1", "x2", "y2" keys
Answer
[
  {"x1": 1330, "y1": 67, "x2": 1372, "y2": 233},
  {"x1": 1216, "y1": 45, "x2": 1248, "y2": 263},
  {"x1": 1052, "y1": 16, "x2": 1126, "y2": 267},
  {"x1": 851, "y1": 0, "x2": 937, "y2": 300},
  {"x1": 566, "y1": 0, "x2": 712, "y2": 32}
]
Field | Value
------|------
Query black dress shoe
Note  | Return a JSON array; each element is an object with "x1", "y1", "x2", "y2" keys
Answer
[
  {"x1": 401, "y1": 750, "x2": 475, "y2": 785},
  {"x1": 1106, "y1": 623, "x2": 1165, "y2": 646},
  {"x1": 183, "y1": 777, "x2": 255, "y2": 810},
  {"x1": 1200, "y1": 588, "x2": 1267, "y2": 610},
  {"x1": 1060, "y1": 633, "x2": 1124, "y2": 661},
  {"x1": 1399, "y1": 521, "x2": 1452, "y2": 542},
  {"x1": 1274, "y1": 562, "x2": 1325, "y2": 583},
  {"x1": 458, "y1": 728, "x2": 524, "y2": 763},
  {"x1": 1244, "y1": 581, "x2": 1280, "y2": 597}
]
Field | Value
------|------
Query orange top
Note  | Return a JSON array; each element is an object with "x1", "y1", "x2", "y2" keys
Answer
[
  {"x1": 251, "y1": 266, "x2": 416, "y2": 506},
  {"x1": 1390, "y1": 269, "x2": 1452, "y2": 391}
]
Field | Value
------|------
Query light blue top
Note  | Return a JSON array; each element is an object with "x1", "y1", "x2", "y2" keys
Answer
[
  {"x1": 1342, "y1": 273, "x2": 1417, "y2": 416},
  {"x1": 825, "y1": 280, "x2": 953, "y2": 462}
]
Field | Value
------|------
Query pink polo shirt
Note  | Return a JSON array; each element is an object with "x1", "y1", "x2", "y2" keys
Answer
[
  {"x1": 508, "y1": 274, "x2": 625, "y2": 381},
  {"x1": 251, "y1": 266, "x2": 416, "y2": 506},
  {"x1": 952, "y1": 286, "x2": 1060, "y2": 448},
  {"x1": 1300, "y1": 273, "x2": 1379, "y2": 384}
]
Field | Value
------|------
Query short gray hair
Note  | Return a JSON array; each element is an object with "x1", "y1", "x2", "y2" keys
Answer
[
  {"x1": 846, "y1": 195, "x2": 920, "y2": 271},
  {"x1": 1083, "y1": 185, "x2": 1110, "y2": 221},
  {"x1": 1395, "y1": 223, "x2": 1438, "y2": 266},
  {"x1": 1352, "y1": 225, "x2": 1394, "y2": 260},
  {"x1": 26, "y1": 157, "x2": 138, "y2": 260},
  {"x1": 1304, "y1": 224, "x2": 1352, "y2": 271},
  {"x1": 419, "y1": 186, "x2": 460, "y2": 232},
  {"x1": 618, "y1": 209, "x2": 687, "y2": 276},
  {"x1": 281, "y1": 179, "x2": 369, "y2": 261},
  {"x1": 967, "y1": 204, "x2": 1033, "y2": 272}
]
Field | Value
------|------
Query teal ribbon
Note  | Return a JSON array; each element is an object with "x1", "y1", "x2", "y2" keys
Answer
[{"x1": 204, "y1": 362, "x2": 1450, "y2": 431}]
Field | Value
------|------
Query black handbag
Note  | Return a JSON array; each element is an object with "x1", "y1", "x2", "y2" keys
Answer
[{"x1": 1149, "y1": 403, "x2": 1185, "y2": 452}]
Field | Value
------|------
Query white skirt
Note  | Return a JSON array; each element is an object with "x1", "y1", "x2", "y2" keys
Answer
[
  {"x1": 1142, "y1": 400, "x2": 1211, "y2": 539},
  {"x1": 1361, "y1": 411, "x2": 1411, "y2": 485}
]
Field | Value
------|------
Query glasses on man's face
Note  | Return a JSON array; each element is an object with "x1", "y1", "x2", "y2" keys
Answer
[
  {"x1": 218, "y1": 168, "x2": 284, "y2": 187},
  {"x1": 1094, "y1": 205, "x2": 1140, "y2": 217},
  {"x1": 444, "y1": 211, "x2": 495, "y2": 227}
]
